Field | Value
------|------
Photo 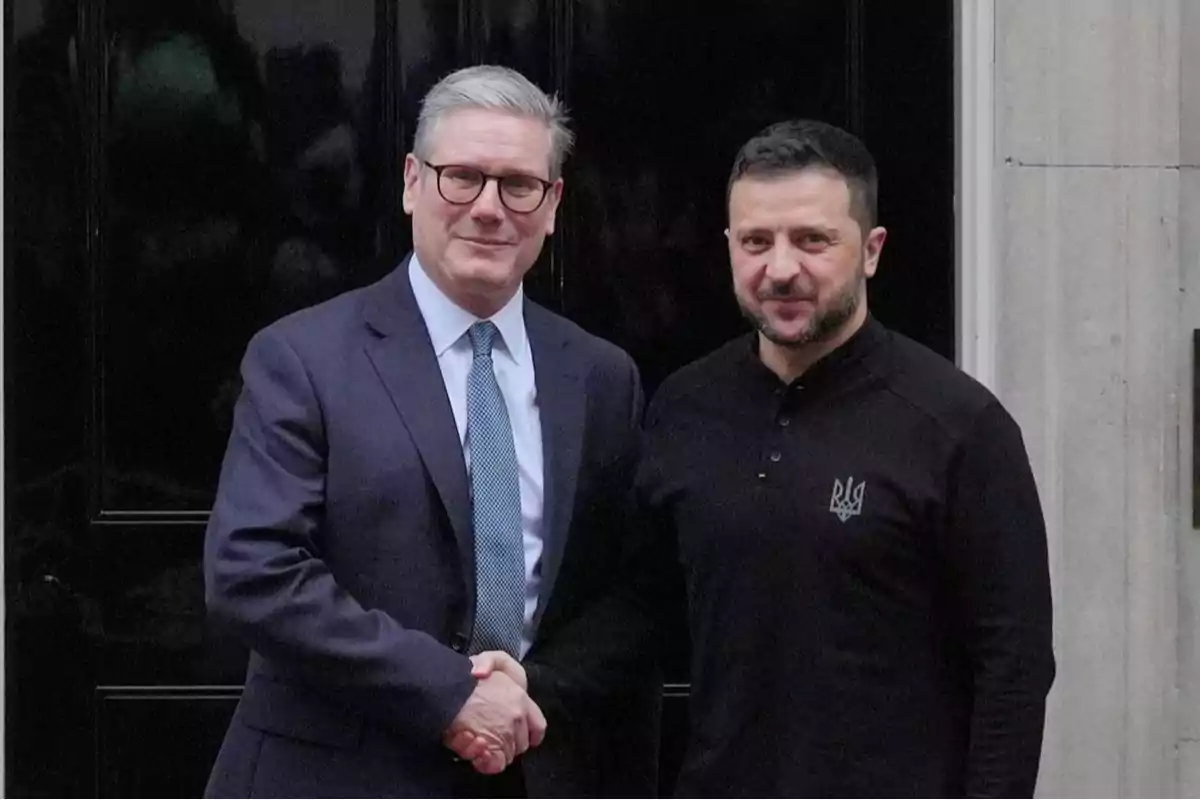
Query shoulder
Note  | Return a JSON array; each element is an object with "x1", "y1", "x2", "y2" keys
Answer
[
  {"x1": 253, "y1": 285, "x2": 372, "y2": 350},
  {"x1": 646, "y1": 336, "x2": 751, "y2": 425},
  {"x1": 526, "y1": 300, "x2": 638, "y2": 379},
  {"x1": 242, "y1": 265, "x2": 407, "y2": 375},
  {"x1": 872, "y1": 327, "x2": 1008, "y2": 439}
]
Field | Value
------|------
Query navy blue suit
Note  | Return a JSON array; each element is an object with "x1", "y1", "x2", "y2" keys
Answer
[{"x1": 203, "y1": 257, "x2": 660, "y2": 797}]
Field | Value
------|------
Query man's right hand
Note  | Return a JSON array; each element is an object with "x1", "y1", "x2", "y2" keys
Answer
[
  {"x1": 469, "y1": 651, "x2": 527, "y2": 688},
  {"x1": 442, "y1": 670, "x2": 547, "y2": 774}
]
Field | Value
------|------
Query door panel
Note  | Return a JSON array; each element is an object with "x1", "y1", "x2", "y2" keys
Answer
[
  {"x1": 100, "y1": 0, "x2": 387, "y2": 512},
  {"x1": 8, "y1": 0, "x2": 95, "y2": 795},
  {"x1": 5, "y1": 0, "x2": 953, "y2": 795},
  {"x1": 96, "y1": 690, "x2": 241, "y2": 798}
]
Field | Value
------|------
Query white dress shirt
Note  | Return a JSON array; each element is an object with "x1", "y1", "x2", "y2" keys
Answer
[{"x1": 408, "y1": 255, "x2": 544, "y2": 658}]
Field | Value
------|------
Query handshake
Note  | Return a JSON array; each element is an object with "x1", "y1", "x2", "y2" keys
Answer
[{"x1": 442, "y1": 651, "x2": 547, "y2": 774}]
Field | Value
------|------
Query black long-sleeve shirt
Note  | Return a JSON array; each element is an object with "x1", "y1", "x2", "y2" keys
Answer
[{"x1": 638, "y1": 316, "x2": 1056, "y2": 798}]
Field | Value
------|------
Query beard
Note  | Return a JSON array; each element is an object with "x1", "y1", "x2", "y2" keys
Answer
[{"x1": 738, "y1": 261, "x2": 865, "y2": 349}]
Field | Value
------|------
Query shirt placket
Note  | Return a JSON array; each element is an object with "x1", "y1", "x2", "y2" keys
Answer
[{"x1": 757, "y1": 382, "x2": 802, "y2": 485}]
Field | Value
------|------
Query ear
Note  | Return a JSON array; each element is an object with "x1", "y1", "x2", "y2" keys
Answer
[
  {"x1": 542, "y1": 178, "x2": 564, "y2": 236},
  {"x1": 862, "y1": 226, "x2": 887, "y2": 278},
  {"x1": 401, "y1": 154, "x2": 421, "y2": 215}
]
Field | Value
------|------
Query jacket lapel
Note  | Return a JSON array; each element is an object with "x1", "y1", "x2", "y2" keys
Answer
[
  {"x1": 358, "y1": 263, "x2": 588, "y2": 635},
  {"x1": 526, "y1": 301, "x2": 586, "y2": 630},
  {"x1": 361, "y1": 257, "x2": 475, "y2": 609}
]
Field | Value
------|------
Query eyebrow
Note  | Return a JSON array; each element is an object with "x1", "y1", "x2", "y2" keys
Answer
[
  {"x1": 735, "y1": 224, "x2": 839, "y2": 236},
  {"x1": 436, "y1": 162, "x2": 549, "y2": 180}
]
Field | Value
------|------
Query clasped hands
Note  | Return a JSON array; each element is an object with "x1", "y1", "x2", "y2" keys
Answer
[{"x1": 442, "y1": 651, "x2": 546, "y2": 774}]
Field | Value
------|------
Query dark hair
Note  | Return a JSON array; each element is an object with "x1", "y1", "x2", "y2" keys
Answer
[{"x1": 727, "y1": 119, "x2": 878, "y2": 231}]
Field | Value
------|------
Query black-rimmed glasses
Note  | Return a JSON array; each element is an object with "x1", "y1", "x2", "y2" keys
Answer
[{"x1": 421, "y1": 161, "x2": 553, "y2": 213}]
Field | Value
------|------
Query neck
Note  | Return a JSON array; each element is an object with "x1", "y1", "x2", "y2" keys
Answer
[{"x1": 759, "y1": 307, "x2": 868, "y2": 383}]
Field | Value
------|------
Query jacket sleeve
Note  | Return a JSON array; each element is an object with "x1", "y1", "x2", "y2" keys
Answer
[
  {"x1": 203, "y1": 326, "x2": 476, "y2": 742},
  {"x1": 523, "y1": 353, "x2": 671, "y2": 716},
  {"x1": 943, "y1": 400, "x2": 1057, "y2": 797}
]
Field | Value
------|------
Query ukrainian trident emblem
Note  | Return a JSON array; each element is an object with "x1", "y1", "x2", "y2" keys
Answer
[{"x1": 829, "y1": 477, "x2": 866, "y2": 522}]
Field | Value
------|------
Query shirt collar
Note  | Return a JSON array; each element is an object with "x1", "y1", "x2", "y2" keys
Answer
[
  {"x1": 741, "y1": 313, "x2": 887, "y2": 391},
  {"x1": 408, "y1": 254, "x2": 528, "y2": 363}
]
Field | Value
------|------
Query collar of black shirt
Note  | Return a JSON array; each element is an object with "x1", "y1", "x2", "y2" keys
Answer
[{"x1": 740, "y1": 314, "x2": 888, "y2": 395}]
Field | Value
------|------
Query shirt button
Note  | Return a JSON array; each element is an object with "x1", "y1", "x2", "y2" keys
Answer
[
  {"x1": 451, "y1": 633, "x2": 468, "y2": 653},
  {"x1": 769, "y1": 451, "x2": 782, "y2": 463},
  {"x1": 779, "y1": 417, "x2": 791, "y2": 427}
]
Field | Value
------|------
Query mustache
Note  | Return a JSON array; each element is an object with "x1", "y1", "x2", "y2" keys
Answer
[
  {"x1": 757, "y1": 286, "x2": 815, "y2": 301},
  {"x1": 755, "y1": 275, "x2": 814, "y2": 301}
]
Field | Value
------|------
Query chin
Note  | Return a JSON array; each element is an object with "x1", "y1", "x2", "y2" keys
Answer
[
  {"x1": 766, "y1": 314, "x2": 814, "y2": 337},
  {"x1": 766, "y1": 332, "x2": 814, "y2": 348},
  {"x1": 457, "y1": 263, "x2": 528, "y2": 304},
  {"x1": 762, "y1": 320, "x2": 821, "y2": 347},
  {"x1": 452, "y1": 255, "x2": 517, "y2": 282}
]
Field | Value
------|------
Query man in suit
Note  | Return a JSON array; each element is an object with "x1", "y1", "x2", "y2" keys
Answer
[{"x1": 203, "y1": 64, "x2": 660, "y2": 798}]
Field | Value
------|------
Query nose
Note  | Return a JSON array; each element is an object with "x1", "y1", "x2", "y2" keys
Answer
[
  {"x1": 763, "y1": 243, "x2": 801, "y2": 284},
  {"x1": 469, "y1": 178, "x2": 505, "y2": 222}
]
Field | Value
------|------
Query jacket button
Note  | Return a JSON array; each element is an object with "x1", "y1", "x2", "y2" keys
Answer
[{"x1": 451, "y1": 633, "x2": 468, "y2": 653}]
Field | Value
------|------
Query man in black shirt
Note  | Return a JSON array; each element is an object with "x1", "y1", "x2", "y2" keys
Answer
[{"x1": 638, "y1": 120, "x2": 1055, "y2": 797}]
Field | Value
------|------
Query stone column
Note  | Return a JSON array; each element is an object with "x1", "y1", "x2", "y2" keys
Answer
[{"x1": 993, "y1": 1, "x2": 1183, "y2": 795}]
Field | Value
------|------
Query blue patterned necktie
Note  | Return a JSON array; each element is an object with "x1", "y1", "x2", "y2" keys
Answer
[{"x1": 465, "y1": 321, "x2": 525, "y2": 657}]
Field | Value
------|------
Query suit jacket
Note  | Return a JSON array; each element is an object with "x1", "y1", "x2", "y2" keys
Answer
[{"x1": 203, "y1": 256, "x2": 661, "y2": 798}]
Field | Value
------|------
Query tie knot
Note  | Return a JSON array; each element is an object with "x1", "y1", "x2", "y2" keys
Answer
[{"x1": 468, "y1": 320, "x2": 500, "y2": 359}]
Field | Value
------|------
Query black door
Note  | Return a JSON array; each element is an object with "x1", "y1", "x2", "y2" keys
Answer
[{"x1": 5, "y1": 0, "x2": 953, "y2": 795}]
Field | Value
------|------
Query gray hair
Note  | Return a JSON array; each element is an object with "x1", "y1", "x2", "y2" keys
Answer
[{"x1": 413, "y1": 65, "x2": 574, "y2": 180}]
